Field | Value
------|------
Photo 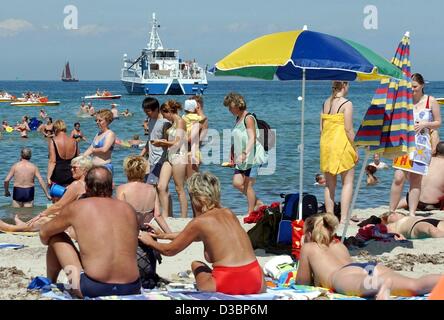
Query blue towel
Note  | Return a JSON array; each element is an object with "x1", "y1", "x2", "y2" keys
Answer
[{"x1": 0, "y1": 243, "x2": 25, "y2": 249}]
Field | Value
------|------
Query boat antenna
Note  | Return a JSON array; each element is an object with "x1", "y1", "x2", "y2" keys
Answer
[{"x1": 147, "y1": 13, "x2": 163, "y2": 50}]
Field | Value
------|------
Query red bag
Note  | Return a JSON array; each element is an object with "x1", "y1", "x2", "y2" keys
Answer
[{"x1": 291, "y1": 220, "x2": 304, "y2": 260}]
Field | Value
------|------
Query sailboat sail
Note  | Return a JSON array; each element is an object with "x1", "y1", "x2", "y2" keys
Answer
[
  {"x1": 61, "y1": 61, "x2": 79, "y2": 82},
  {"x1": 65, "y1": 63, "x2": 72, "y2": 79}
]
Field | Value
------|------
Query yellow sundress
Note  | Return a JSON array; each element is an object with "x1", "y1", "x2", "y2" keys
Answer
[{"x1": 320, "y1": 113, "x2": 357, "y2": 175}]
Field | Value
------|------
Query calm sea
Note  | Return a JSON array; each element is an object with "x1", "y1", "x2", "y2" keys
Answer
[{"x1": 1, "y1": 80, "x2": 443, "y2": 221}]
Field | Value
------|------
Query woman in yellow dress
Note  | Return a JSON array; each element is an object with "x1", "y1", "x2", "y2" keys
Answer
[{"x1": 320, "y1": 81, "x2": 358, "y2": 223}]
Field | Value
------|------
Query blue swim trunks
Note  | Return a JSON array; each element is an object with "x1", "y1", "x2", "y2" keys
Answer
[{"x1": 79, "y1": 272, "x2": 141, "y2": 298}]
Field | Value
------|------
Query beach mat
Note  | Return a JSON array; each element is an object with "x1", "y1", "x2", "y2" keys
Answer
[
  {"x1": 36, "y1": 282, "x2": 428, "y2": 301},
  {"x1": 0, "y1": 230, "x2": 39, "y2": 237}
]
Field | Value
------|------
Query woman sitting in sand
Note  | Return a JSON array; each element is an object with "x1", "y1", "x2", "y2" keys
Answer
[
  {"x1": 380, "y1": 211, "x2": 444, "y2": 239},
  {"x1": 296, "y1": 213, "x2": 440, "y2": 297},
  {"x1": 116, "y1": 155, "x2": 171, "y2": 233},
  {"x1": 0, "y1": 156, "x2": 92, "y2": 232},
  {"x1": 138, "y1": 171, "x2": 266, "y2": 295}
]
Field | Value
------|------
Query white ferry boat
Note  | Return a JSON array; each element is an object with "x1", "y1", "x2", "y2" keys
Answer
[{"x1": 121, "y1": 13, "x2": 208, "y2": 95}]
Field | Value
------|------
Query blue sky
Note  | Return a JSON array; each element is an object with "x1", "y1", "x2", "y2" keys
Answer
[{"x1": 1, "y1": 0, "x2": 443, "y2": 80}]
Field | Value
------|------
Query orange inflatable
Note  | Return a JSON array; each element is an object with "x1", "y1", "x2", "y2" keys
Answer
[{"x1": 429, "y1": 276, "x2": 444, "y2": 300}]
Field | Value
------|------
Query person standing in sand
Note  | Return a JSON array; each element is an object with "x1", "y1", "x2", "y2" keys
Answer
[
  {"x1": 139, "y1": 172, "x2": 266, "y2": 295},
  {"x1": 3, "y1": 148, "x2": 51, "y2": 207},
  {"x1": 296, "y1": 213, "x2": 441, "y2": 297},
  {"x1": 389, "y1": 73, "x2": 441, "y2": 216},
  {"x1": 223, "y1": 92, "x2": 267, "y2": 215},
  {"x1": 40, "y1": 166, "x2": 141, "y2": 299},
  {"x1": 320, "y1": 81, "x2": 358, "y2": 223}
]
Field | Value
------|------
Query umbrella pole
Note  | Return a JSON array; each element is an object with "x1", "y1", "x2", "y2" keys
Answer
[
  {"x1": 298, "y1": 68, "x2": 306, "y2": 220},
  {"x1": 341, "y1": 149, "x2": 370, "y2": 242}
]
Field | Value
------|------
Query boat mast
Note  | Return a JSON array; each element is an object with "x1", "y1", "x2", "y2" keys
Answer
[{"x1": 147, "y1": 13, "x2": 163, "y2": 50}]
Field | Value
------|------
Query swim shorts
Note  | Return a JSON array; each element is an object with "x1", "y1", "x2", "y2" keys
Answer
[
  {"x1": 212, "y1": 260, "x2": 263, "y2": 295},
  {"x1": 234, "y1": 166, "x2": 259, "y2": 179},
  {"x1": 79, "y1": 272, "x2": 141, "y2": 298},
  {"x1": 12, "y1": 186, "x2": 35, "y2": 203}
]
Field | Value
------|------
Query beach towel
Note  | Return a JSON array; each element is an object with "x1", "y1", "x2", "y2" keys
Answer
[
  {"x1": 0, "y1": 230, "x2": 39, "y2": 237},
  {"x1": 356, "y1": 224, "x2": 399, "y2": 242},
  {"x1": 0, "y1": 243, "x2": 25, "y2": 249}
]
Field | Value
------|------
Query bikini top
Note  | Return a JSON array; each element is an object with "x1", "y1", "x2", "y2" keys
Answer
[
  {"x1": 92, "y1": 131, "x2": 114, "y2": 150},
  {"x1": 322, "y1": 99, "x2": 350, "y2": 115}
]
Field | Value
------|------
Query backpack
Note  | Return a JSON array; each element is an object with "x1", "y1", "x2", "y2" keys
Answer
[{"x1": 244, "y1": 113, "x2": 276, "y2": 151}]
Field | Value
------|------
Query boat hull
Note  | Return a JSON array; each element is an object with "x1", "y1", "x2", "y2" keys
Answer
[
  {"x1": 62, "y1": 79, "x2": 79, "y2": 82},
  {"x1": 122, "y1": 79, "x2": 207, "y2": 95},
  {"x1": 84, "y1": 95, "x2": 122, "y2": 100},
  {"x1": 11, "y1": 101, "x2": 61, "y2": 107}
]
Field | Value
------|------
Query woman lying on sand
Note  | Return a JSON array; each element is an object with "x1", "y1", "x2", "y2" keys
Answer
[
  {"x1": 0, "y1": 156, "x2": 92, "y2": 232},
  {"x1": 138, "y1": 171, "x2": 266, "y2": 295},
  {"x1": 296, "y1": 213, "x2": 441, "y2": 297},
  {"x1": 380, "y1": 211, "x2": 444, "y2": 239}
]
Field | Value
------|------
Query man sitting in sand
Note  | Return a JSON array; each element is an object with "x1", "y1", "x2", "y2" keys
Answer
[
  {"x1": 138, "y1": 171, "x2": 266, "y2": 295},
  {"x1": 296, "y1": 213, "x2": 440, "y2": 297},
  {"x1": 397, "y1": 141, "x2": 444, "y2": 211},
  {"x1": 3, "y1": 148, "x2": 51, "y2": 207},
  {"x1": 39, "y1": 166, "x2": 141, "y2": 298},
  {"x1": 380, "y1": 211, "x2": 444, "y2": 239}
]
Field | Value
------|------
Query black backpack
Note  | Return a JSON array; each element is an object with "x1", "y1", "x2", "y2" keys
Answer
[{"x1": 244, "y1": 113, "x2": 276, "y2": 151}]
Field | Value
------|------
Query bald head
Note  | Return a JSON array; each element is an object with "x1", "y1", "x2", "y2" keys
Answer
[{"x1": 85, "y1": 166, "x2": 113, "y2": 198}]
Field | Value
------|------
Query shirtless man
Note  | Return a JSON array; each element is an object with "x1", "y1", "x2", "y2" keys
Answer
[
  {"x1": 397, "y1": 141, "x2": 444, "y2": 211},
  {"x1": 4, "y1": 148, "x2": 51, "y2": 207},
  {"x1": 139, "y1": 172, "x2": 265, "y2": 295},
  {"x1": 39, "y1": 166, "x2": 141, "y2": 298}
]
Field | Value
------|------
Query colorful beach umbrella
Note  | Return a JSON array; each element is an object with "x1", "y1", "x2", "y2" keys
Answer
[
  {"x1": 355, "y1": 32, "x2": 415, "y2": 158},
  {"x1": 342, "y1": 32, "x2": 415, "y2": 241},
  {"x1": 213, "y1": 29, "x2": 403, "y2": 220}
]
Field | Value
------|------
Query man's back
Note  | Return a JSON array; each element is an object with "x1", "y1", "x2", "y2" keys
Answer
[
  {"x1": 12, "y1": 161, "x2": 36, "y2": 188},
  {"x1": 421, "y1": 157, "x2": 444, "y2": 203},
  {"x1": 67, "y1": 197, "x2": 139, "y2": 283}
]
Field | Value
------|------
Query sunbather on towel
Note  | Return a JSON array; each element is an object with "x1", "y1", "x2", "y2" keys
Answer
[
  {"x1": 380, "y1": 211, "x2": 444, "y2": 239},
  {"x1": 295, "y1": 213, "x2": 441, "y2": 297},
  {"x1": 138, "y1": 171, "x2": 266, "y2": 295},
  {"x1": 40, "y1": 166, "x2": 141, "y2": 299}
]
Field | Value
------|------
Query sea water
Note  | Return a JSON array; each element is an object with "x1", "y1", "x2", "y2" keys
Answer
[{"x1": 1, "y1": 80, "x2": 443, "y2": 221}]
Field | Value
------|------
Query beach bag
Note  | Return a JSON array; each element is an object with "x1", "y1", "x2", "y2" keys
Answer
[
  {"x1": 244, "y1": 113, "x2": 276, "y2": 151},
  {"x1": 282, "y1": 193, "x2": 318, "y2": 221},
  {"x1": 137, "y1": 242, "x2": 162, "y2": 289},
  {"x1": 247, "y1": 205, "x2": 282, "y2": 250}
]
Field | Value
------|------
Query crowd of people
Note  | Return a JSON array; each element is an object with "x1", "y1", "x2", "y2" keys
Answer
[{"x1": 0, "y1": 76, "x2": 443, "y2": 300}]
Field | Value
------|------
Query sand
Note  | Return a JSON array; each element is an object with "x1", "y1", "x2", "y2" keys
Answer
[{"x1": 1, "y1": 205, "x2": 444, "y2": 299}]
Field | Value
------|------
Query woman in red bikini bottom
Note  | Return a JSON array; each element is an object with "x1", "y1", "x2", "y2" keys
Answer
[{"x1": 138, "y1": 171, "x2": 265, "y2": 295}]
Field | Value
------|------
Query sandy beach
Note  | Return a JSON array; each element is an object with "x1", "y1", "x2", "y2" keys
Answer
[{"x1": 1, "y1": 205, "x2": 444, "y2": 299}]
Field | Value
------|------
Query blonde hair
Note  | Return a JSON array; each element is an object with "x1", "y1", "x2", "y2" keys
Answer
[
  {"x1": 223, "y1": 92, "x2": 247, "y2": 111},
  {"x1": 304, "y1": 213, "x2": 339, "y2": 246},
  {"x1": 123, "y1": 155, "x2": 147, "y2": 181},
  {"x1": 53, "y1": 119, "x2": 67, "y2": 133},
  {"x1": 71, "y1": 155, "x2": 93, "y2": 171},
  {"x1": 161, "y1": 100, "x2": 182, "y2": 114},
  {"x1": 96, "y1": 109, "x2": 114, "y2": 124},
  {"x1": 328, "y1": 81, "x2": 348, "y2": 112},
  {"x1": 187, "y1": 172, "x2": 221, "y2": 212}
]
